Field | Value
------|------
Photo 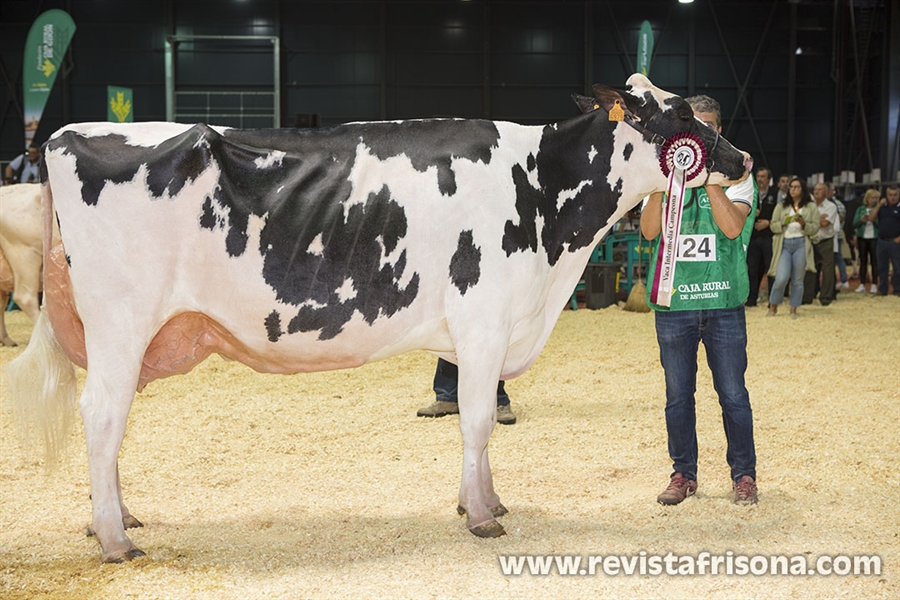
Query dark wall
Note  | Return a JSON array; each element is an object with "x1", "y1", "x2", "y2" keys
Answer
[{"x1": 0, "y1": 0, "x2": 893, "y2": 182}]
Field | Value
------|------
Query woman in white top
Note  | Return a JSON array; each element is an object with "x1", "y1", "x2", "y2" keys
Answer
[
  {"x1": 852, "y1": 189, "x2": 880, "y2": 294},
  {"x1": 766, "y1": 178, "x2": 821, "y2": 318}
]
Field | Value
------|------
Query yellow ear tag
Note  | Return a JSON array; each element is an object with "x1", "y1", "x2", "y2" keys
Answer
[{"x1": 608, "y1": 99, "x2": 625, "y2": 121}]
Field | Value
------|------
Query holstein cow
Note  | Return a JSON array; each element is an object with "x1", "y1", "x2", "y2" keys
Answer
[
  {"x1": 0, "y1": 183, "x2": 56, "y2": 346},
  {"x1": 6, "y1": 74, "x2": 751, "y2": 563}
]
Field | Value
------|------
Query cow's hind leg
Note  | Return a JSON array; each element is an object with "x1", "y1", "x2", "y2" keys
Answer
[
  {"x1": 79, "y1": 353, "x2": 146, "y2": 563},
  {"x1": 118, "y1": 465, "x2": 145, "y2": 531},
  {"x1": 455, "y1": 354, "x2": 506, "y2": 538},
  {"x1": 85, "y1": 465, "x2": 144, "y2": 536},
  {"x1": 0, "y1": 291, "x2": 15, "y2": 346}
]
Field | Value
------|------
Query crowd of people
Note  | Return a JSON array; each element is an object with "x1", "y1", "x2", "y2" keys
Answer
[{"x1": 747, "y1": 169, "x2": 900, "y2": 317}]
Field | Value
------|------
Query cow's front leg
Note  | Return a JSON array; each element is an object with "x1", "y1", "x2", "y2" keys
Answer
[
  {"x1": 80, "y1": 364, "x2": 145, "y2": 563},
  {"x1": 456, "y1": 446, "x2": 507, "y2": 518},
  {"x1": 455, "y1": 358, "x2": 505, "y2": 537},
  {"x1": 479, "y1": 445, "x2": 507, "y2": 517}
]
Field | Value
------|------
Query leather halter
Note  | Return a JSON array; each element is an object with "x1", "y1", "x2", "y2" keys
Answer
[{"x1": 621, "y1": 113, "x2": 720, "y2": 176}]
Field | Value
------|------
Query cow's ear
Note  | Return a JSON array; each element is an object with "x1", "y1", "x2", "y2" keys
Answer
[
  {"x1": 571, "y1": 93, "x2": 601, "y2": 115},
  {"x1": 591, "y1": 84, "x2": 639, "y2": 120}
]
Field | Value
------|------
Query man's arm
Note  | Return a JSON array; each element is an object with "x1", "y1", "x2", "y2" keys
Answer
[
  {"x1": 819, "y1": 204, "x2": 833, "y2": 228},
  {"x1": 4, "y1": 155, "x2": 21, "y2": 181},
  {"x1": 640, "y1": 192, "x2": 664, "y2": 240},
  {"x1": 708, "y1": 180, "x2": 752, "y2": 239}
]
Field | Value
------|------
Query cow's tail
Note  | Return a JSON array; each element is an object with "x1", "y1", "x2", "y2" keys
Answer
[
  {"x1": 4, "y1": 177, "x2": 79, "y2": 470},
  {"x1": 5, "y1": 311, "x2": 79, "y2": 470}
]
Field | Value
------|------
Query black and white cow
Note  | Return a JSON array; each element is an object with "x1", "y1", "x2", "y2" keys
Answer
[{"x1": 6, "y1": 74, "x2": 751, "y2": 563}]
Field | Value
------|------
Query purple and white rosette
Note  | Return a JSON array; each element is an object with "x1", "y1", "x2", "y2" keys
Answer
[{"x1": 650, "y1": 133, "x2": 708, "y2": 307}]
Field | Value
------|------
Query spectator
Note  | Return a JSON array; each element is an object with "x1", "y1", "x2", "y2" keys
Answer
[
  {"x1": 853, "y1": 189, "x2": 880, "y2": 294},
  {"x1": 4, "y1": 144, "x2": 41, "y2": 185},
  {"x1": 828, "y1": 183, "x2": 850, "y2": 292},
  {"x1": 774, "y1": 174, "x2": 791, "y2": 204},
  {"x1": 836, "y1": 184, "x2": 860, "y2": 280},
  {"x1": 767, "y1": 178, "x2": 820, "y2": 318},
  {"x1": 871, "y1": 185, "x2": 900, "y2": 296},
  {"x1": 417, "y1": 358, "x2": 517, "y2": 425},
  {"x1": 803, "y1": 183, "x2": 837, "y2": 306},
  {"x1": 746, "y1": 167, "x2": 777, "y2": 306}
]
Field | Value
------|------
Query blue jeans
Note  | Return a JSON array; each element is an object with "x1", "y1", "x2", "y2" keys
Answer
[
  {"x1": 433, "y1": 358, "x2": 510, "y2": 406},
  {"x1": 769, "y1": 237, "x2": 806, "y2": 307},
  {"x1": 655, "y1": 307, "x2": 756, "y2": 483},
  {"x1": 876, "y1": 239, "x2": 900, "y2": 295}
]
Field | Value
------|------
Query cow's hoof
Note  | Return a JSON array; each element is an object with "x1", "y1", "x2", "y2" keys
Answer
[
  {"x1": 469, "y1": 520, "x2": 506, "y2": 538},
  {"x1": 102, "y1": 547, "x2": 146, "y2": 563},
  {"x1": 457, "y1": 503, "x2": 508, "y2": 518},
  {"x1": 0, "y1": 338, "x2": 17, "y2": 347}
]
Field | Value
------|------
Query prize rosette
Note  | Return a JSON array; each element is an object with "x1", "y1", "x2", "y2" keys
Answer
[{"x1": 659, "y1": 132, "x2": 707, "y2": 182}]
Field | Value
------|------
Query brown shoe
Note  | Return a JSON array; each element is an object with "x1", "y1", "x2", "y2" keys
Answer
[
  {"x1": 497, "y1": 404, "x2": 517, "y2": 425},
  {"x1": 733, "y1": 476, "x2": 758, "y2": 505},
  {"x1": 657, "y1": 473, "x2": 697, "y2": 505},
  {"x1": 416, "y1": 400, "x2": 459, "y2": 418}
]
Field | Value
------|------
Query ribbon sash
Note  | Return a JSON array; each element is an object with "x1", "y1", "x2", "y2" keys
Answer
[
  {"x1": 650, "y1": 136, "x2": 705, "y2": 307},
  {"x1": 650, "y1": 168, "x2": 688, "y2": 307}
]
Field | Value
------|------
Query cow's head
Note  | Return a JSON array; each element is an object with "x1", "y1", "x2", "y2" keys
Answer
[{"x1": 576, "y1": 73, "x2": 752, "y2": 188}]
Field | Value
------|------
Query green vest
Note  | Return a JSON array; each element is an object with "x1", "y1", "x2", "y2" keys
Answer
[{"x1": 647, "y1": 184, "x2": 757, "y2": 311}]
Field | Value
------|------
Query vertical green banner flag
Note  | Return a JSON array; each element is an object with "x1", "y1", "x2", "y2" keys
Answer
[
  {"x1": 22, "y1": 9, "x2": 76, "y2": 148},
  {"x1": 108, "y1": 86, "x2": 134, "y2": 122},
  {"x1": 637, "y1": 20, "x2": 654, "y2": 77}
]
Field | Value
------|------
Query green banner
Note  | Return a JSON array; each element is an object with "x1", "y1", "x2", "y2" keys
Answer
[
  {"x1": 637, "y1": 20, "x2": 654, "y2": 77},
  {"x1": 108, "y1": 86, "x2": 133, "y2": 122},
  {"x1": 22, "y1": 9, "x2": 76, "y2": 148}
]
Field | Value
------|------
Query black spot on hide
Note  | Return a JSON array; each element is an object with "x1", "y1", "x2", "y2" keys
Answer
[{"x1": 449, "y1": 230, "x2": 481, "y2": 294}]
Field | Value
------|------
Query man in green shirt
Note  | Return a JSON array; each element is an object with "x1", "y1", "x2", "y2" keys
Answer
[{"x1": 641, "y1": 95, "x2": 758, "y2": 506}]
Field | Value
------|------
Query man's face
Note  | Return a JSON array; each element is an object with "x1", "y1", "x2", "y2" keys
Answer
[
  {"x1": 692, "y1": 110, "x2": 721, "y2": 133},
  {"x1": 887, "y1": 188, "x2": 900, "y2": 205},
  {"x1": 778, "y1": 176, "x2": 790, "y2": 193},
  {"x1": 813, "y1": 183, "x2": 826, "y2": 201},
  {"x1": 26, "y1": 147, "x2": 40, "y2": 162},
  {"x1": 755, "y1": 169, "x2": 770, "y2": 191}
]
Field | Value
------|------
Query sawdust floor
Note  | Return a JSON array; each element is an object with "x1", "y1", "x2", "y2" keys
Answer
[{"x1": 1, "y1": 292, "x2": 898, "y2": 599}]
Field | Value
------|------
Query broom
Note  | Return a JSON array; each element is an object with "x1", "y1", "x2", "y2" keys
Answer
[{"x1": 624, "y1": 232, "x2": 651, "y2": 312}]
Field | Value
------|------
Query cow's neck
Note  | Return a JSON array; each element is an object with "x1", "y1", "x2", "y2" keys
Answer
[{"x1": 529, "y1": 112, "x2": 631, "y2": 266}]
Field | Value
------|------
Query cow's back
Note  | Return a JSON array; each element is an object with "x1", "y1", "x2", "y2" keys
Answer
[{"x1": 42, "y1": 120, "x2": 561, "y2": 386}]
